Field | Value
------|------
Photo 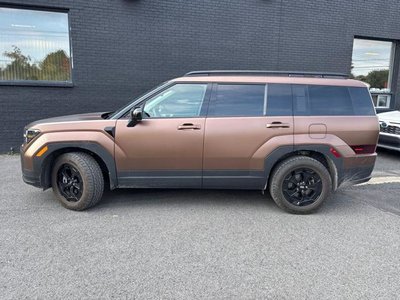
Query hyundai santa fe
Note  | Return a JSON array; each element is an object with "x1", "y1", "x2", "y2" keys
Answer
[{"x1": 21, "y1": 71, "x2": 380, "y2": 213}]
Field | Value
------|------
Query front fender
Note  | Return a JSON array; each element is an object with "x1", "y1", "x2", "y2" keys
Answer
[{"x1": 21, "y1": 131, "x2": 117, "y2": 189}]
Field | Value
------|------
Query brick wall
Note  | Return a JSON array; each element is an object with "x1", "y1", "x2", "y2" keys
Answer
[{"x1": 1, "y1": 0, "x2": 400, "y2": 152}]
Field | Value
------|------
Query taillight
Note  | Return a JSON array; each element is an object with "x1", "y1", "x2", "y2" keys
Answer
[
  {"x1": 350, "y1": 145, "x2": 376, "y2": 154},
  {"x1": 330, "y1": 147, "x2": 341, "y2": 158}
]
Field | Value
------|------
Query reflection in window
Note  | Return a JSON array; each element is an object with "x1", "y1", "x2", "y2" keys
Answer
[
  {"x1": 351, "y1": 38, "x2": 394, "y2": 92},
  {"x1": 0, "y1": 7, "x2": 71, "y2": 82},
  {"x1": 144, "y1": 84, "x2": 207, "y2": 118}
]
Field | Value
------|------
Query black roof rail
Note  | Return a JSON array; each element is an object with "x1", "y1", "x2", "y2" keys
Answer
[{"x1": 184, "y1": 70, "x2": 349, "y2": 78}]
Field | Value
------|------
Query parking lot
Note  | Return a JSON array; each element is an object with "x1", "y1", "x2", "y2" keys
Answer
[{"x1": 1, "y1": 150, "x2": 399, "y2": 299}]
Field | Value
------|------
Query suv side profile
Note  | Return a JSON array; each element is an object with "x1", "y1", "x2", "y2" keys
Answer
[{"x1": 21, "y1": 71, "x2": 379, "y2": 214}]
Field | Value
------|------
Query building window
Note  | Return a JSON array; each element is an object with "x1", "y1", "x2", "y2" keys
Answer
[
  {"x1": 0, "y1": 7, "x2": 71, "y2": 84},
  {"x1": 351, "y1": 38, "x2": 395, "y2": 108}
]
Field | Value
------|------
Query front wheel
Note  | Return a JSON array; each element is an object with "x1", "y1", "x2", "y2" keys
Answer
[
  {"x1": 52, "y1": 152, "x2": 104, "y2": 211},
  {"x1": 269, "y1": 156, "x2": 332, "y2": 214}
]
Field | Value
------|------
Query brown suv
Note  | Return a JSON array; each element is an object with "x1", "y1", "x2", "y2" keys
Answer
[{"x1": 21, "y1": 71, "x2": 379, "y2": 213}]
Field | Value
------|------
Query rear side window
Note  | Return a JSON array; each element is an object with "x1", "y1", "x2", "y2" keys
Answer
[
  {"x1": 266, "y1": 84, "x2": 293, "y2": 116},
  {"x1": 308, "y1": 85, "x2": 354, "y2": 116},
  {"x1": 208, "y1": 84, "x2": 265, "y2": 117},
  {"x1": 348, "y1": 87, "x2": 375, "y2": 116},
  {"x1": 293, "y1": 85, "x2": 375, "y2": 116}
]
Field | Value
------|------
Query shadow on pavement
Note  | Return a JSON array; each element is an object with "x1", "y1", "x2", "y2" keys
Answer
[{"x1": 90, "y1": 187, "x2": 356, "y2": 215}]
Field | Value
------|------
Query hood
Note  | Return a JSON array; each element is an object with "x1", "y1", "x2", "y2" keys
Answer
[
  {"x1": 27, "y1": 112, "x2": 107, "y2": 128},
  {"x1": 378, "y1": 110, "x2": 400, "y2": 123}
]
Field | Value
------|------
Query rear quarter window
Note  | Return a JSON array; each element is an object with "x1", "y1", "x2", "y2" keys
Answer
[
  {"x1": 308, "y1": 85, "x2": 354, "y2": 116},
  {"x1": 293, "y1": 84, "x2": 375, "y2": 116},
  {"x1": 348, "y1": 87, "x2": 376, "y2": 116}
]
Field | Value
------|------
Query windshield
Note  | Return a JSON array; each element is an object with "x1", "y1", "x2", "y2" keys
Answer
[{"x1": 107, "y1": 81, "x2": 170, "y2": 119}]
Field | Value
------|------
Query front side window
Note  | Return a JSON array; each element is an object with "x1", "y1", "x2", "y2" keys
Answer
[
  {"x1": 208, "y1": 84, "x2": 265, "y2": 117},
  {"x1": 351, "y1": 38, "x2": 395, "y2": 108},
  {"x1": 0, "y1": 7, "x2": 71, "y2": 83},
  {"x1": 143, "y1": 84, "x2": 207, "y2": 118}
]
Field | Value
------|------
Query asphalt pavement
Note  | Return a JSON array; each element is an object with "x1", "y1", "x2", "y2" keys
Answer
[{"x1": 1, "y1": 150, "x2": 399, "y2": 299}]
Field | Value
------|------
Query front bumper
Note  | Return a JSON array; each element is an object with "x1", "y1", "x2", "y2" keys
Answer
[
  {"x1": 378, "y1": 133, "x2": 400, "y2": 151},
  {"x1": 20, "y1": 145, "x2": 43, "y2": 188}
]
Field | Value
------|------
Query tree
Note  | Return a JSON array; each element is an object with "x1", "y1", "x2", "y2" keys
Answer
[
  {"x1": 364, "y1": 69, "x2": 389, "y2": 89},
  {"x1": 39, "y1": 50, "x2": 70, "y2": 81},
  {"x1": 1, "y1": 46, "x2": 70, "y2": 81},
  {"x1": 1, "y1": 46, "x2": 40, "y2": 80}
]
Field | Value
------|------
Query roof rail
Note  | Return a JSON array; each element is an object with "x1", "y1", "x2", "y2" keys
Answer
[{"x1": 184, "y1": 70, "x2": 349, "y2": 78}]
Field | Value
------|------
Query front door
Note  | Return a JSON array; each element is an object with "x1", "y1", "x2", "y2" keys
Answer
[{"x1": 115, "y1": 83, "x2": 210, "y2": 188}]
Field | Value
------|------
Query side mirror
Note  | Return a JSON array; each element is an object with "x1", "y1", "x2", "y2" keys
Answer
[{"x1": 127, "y1": 107, "x2": 143, "y2": 127}]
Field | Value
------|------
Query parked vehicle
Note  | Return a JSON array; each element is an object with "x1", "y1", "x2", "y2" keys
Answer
[
  {"x1": 21, "y1": 71, "x2": 379, "y2": 213},
  {"x1": 378, "y1": 110, "x2": 400, "y2": 151}
]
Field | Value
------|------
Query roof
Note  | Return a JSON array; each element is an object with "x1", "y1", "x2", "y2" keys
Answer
[{"x1": 172, "y1": 71, "x2": 367, "y2": 87}]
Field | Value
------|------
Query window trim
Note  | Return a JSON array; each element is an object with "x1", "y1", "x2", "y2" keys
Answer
[
  {"x1": 263, "y1": 84, "x2": 268, "y2": 116},
  {"x1": 0, "y1": 4, "x2": 73, "y2": 86}
]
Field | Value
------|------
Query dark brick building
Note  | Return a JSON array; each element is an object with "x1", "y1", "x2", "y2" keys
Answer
[{"x1": 1, "y1": 0, "x2": 399, "y2": 152}]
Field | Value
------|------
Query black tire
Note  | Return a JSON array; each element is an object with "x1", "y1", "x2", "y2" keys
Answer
[
  {"x1": 51, "y1": 152, "x2": 104, "y2": 211},
  {"x1": 269, "y1": 156, "x2": 332, "y2": 214}
]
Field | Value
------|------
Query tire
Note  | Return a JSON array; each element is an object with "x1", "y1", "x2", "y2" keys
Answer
[
  {"x1": 269, "y1": 156, "x2": 332, "y2": 214},
  {"x1": 51, "y1": 152, "x2": 104, "y2": 211}
]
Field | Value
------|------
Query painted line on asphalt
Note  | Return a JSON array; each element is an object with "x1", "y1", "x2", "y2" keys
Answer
[{"x1": 358, "y1": 176, "x2": 400, "y2": 186}]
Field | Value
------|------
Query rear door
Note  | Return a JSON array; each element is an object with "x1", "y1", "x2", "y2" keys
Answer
[{"x1": 202, "y1": 83, "x2": 294, "y2": 189}]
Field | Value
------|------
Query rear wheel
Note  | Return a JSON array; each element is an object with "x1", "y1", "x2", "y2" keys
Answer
[
  {"x1": 52, "y1": 152, "x2": 104, "y2": 210},
  {"x1": 269, "y1": 156, "x2": 332, "y2": 214}
]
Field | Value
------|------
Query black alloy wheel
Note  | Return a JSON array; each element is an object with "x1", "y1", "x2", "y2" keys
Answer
[
  {"x1": 282, "y1": 168, "x2": 322, "y2": 206},
  {"x1": 56, "y1": 163, "x2": 84, "y2": 202}
]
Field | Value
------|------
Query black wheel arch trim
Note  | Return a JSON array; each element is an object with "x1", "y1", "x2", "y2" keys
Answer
[
  {"x1": 263, "y1": 144, "x2": 343, "y2": 191},
  {"x1": 34, "y1": 142, "x2": 117, "y2": 190}
]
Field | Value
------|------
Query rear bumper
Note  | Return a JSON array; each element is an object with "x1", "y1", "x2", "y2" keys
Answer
[
  {"x1": 339, "y1": 153, "x2": 376, "y2": 186},
  {"x1": 378, "y1": 133, "x2": 400, "y2": 151}
]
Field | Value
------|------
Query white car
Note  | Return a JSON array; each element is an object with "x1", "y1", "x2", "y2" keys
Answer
[{"x1": 378, "y1": 110, "x2": 400, "y2": 151}]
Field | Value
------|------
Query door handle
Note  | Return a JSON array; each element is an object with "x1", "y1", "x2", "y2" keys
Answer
[
  {"x1": 266, "y1": 122, "x2": 291, "y2": 128},
  {"x1": 177, "y1": 123, "x2": 201, "y2": 130}
]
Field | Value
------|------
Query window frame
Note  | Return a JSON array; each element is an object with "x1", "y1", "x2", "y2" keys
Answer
[
  {"x1": 207, "y1": 83, "x2": 267, "y2": 118},
  {"x1": 351, "y1": 36, "x2": 397, "y2": 110},
  {"x1": 0, "y1": 4, "x2": 73, "y2": 87}
]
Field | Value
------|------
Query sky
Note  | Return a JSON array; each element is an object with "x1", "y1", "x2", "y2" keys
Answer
[{"x1": 351, "y1": 38, "x2": 393, "y2": 77}]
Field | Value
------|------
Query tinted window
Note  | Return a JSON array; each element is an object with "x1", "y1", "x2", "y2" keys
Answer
[
  {"x1": 348, "y1": 87, "x2": 376, "y2": 116},
  {"x1": 266, "y1": 84, "x2": 293, "y2": 116},
  {"x1": 292, "y1": 84, "x2": 309, "y2": 116},
  {"x1": 143, "y1": 84, "x2": 207, "y2": 118},
  {"x1": 308, "y1": 85, "x2": 354, "y2": 116},
  {"x1": 208, "y1": 84, "x2": 265, "y2": 117},
  {"x1": 293, "y1": 85, "x2": 375, "y2": 116}
]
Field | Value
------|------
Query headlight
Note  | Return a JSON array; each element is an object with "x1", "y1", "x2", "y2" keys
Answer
[{"x1": 24, "y1": 128, "x2": 41, "y2": 144}]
